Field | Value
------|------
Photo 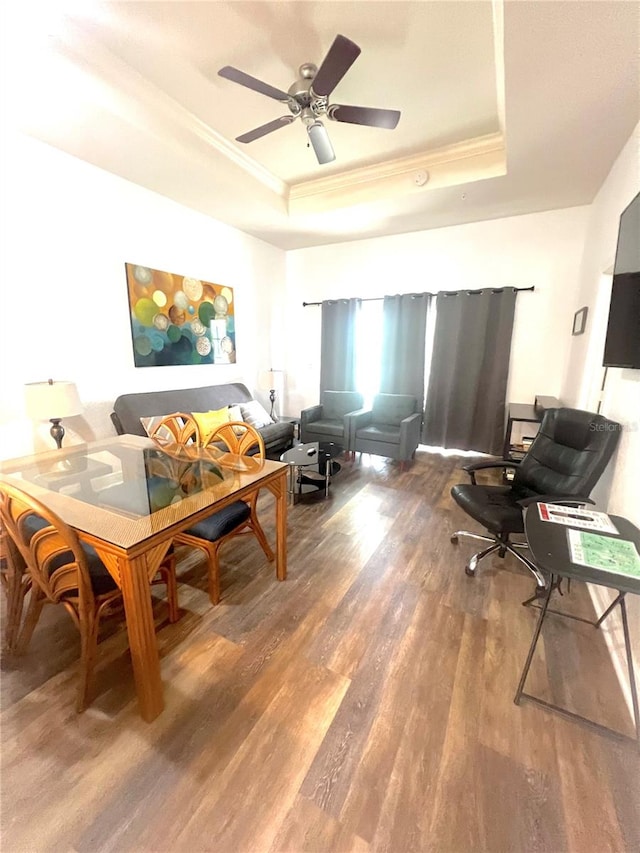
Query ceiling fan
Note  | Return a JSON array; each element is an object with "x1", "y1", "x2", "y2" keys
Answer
[{"x1": 218, "y1": 34, "x2": 401, "y2": 165}]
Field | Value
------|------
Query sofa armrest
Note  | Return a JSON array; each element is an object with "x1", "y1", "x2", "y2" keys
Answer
[
  {"x1": 110, "y1": 411, "x2": 125, "y2": 435},
  {"x1": 399, "y1": 412, "x2": 422, "y2": 457},
  {"x1": 343, "y1": 408, "x2": 371, "y2": 451},
  {"x1": 349, "y1": 408, "x2": 373, "y2": 429}
]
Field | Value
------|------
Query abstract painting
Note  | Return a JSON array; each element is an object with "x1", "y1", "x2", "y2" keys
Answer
[{"x1": 125, "y1": 263, "x2": 236, "y2": 367}]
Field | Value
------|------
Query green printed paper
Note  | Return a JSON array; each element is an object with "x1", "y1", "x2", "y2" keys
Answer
[{"x1": 568, "y1": 530, "x2": 640, "y2": 577}]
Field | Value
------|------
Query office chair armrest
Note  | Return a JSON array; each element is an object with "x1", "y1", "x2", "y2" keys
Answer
[
  {"x1": 517, "y1": 495, "x2": 595, "y2": 508},
  {"x1": 461, "y1": 459, "x2": 520, "y2": 485},
  {"x1": 461, "y1": 460, "x2": 520, "y2": 473}
]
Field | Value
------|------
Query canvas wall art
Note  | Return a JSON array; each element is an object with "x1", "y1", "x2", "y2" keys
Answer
[{"x1": 125, "y1": 263, "x2": 236, "y2": 367}]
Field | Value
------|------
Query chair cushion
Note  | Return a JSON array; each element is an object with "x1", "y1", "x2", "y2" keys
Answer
[
  {"x1": 321, "y1": 391, "x2": 363, "y2": 419},
  {"x1": 450, "y1": 484, "x2": 525, "y2": 536},
  {"x1": 305, "y1": 418, "x2": 346, "y2": 438},
  {"x1": 185, "y1": 500, "x2": 251, "y2": 541},
  {"x1": 372, "y1": 394, "x2": 416, "y2": 426},
  {"x1": 356, "y1": 424, "x2": 401, "y2": 444},
  {"x1": 516, "y1": 408, "x2": 622, "y2": 497},
  {"x1": 23, "y1": 514, "x2": 117, "y2": 595},
  {"x1": 97, "y1": 477, "x2": 179, "y2": 514}
]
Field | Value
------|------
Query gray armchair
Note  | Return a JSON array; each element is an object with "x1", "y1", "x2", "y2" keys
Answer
[
  {"x1": 350, "y1": 393, "x2": 422, "y2": 471},
  {"x1": 300, "y1": 390, "x2": 364, "y2": 450}
]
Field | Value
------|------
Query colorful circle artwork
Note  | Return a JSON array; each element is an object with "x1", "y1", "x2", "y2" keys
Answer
[
  {"x1": 183, "y1": 277, "x2": 203, "y2": 301},
  {"x1": 125, "y1": 263, "x2": 236, "y2": 366}
]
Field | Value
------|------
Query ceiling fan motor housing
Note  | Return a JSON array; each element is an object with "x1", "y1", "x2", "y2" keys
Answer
[{"x1": 288, "y1": 65, "x2": 328, "y2": 122}]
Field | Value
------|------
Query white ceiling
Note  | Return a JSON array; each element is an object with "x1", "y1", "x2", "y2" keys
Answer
[{"x1": 2, "y1": 1, "x2": 639, "y2": 250}]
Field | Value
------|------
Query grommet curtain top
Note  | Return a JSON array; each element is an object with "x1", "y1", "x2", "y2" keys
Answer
[{"x1": 302, "y1": 286, "x2": 533, "y2": 306}]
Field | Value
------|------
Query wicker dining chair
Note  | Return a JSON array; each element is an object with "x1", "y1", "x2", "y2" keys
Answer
[
  {"x1": 0, "y1": 480, "x2": 179, "y2": 711},
  {"x1": 175, "y1": 422, "x2": 274, "y2": 605},
  {"x1": 0, "y1": 518, "x2": 31, "y2": 652},
  {"x1": 145, "y1": 411, "x2": 201, "y2": 446}
]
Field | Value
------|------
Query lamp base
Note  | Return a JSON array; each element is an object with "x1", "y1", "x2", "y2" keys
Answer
[
  {"x1": 49, "y1": 418, "x2": 65, "y2": 450},
  {"x1": 269, "y1": 389, "x2": 276, "y2": 420}
]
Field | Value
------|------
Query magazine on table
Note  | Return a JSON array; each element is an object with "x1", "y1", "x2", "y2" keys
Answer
[
  {"x1": 537, "y1": 502, "x2": 618, "y2": 534},
  {"x1": 567, "y1": 529, "x2": 640, "y2": 578}
]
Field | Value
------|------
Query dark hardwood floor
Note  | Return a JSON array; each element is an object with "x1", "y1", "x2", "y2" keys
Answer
[{"x1": 1, "y1": 450, "x2": 638, "y2": 852}]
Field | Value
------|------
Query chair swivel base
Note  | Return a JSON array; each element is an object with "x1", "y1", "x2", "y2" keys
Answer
[{"x1": 450, "y1": 530, "x2": 547, "y2": 589}]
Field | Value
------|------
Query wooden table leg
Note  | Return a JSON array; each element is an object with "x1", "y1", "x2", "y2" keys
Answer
[
  {"x1": 118, "y1": 553, "x2": 164, "y2": 722},
  {"x1": 268, "y1": 470, "x2": 288, "y2": 581}
]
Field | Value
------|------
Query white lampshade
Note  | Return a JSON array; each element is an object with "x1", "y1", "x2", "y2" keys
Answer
[
  {"x1": 260, "y1": 369, "x2": 283, "y2": 390},
  {"x1": 25, "y1": 380, "x2": 83, "y2": 421}
]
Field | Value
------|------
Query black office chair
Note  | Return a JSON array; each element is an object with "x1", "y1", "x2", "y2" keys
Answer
[{"x1": 450, "y1": 408, "x2": 621, "y2": 589}]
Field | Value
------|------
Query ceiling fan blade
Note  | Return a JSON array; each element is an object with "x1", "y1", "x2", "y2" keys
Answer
[
  {"x1": 311, "y1": 34, "x2": 361, "y2": 97},
  {"x1": 236, "y1": 115, "x2": 295, "y2": 144},
  {"x1": 328, "y1": 104, "x2": 401, "y2": 129},
  {"x1": 218, "y1": 66, "x2": 289, "y2": 102}
]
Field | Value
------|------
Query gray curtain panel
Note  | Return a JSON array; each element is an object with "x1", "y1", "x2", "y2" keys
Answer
[
  {"x1": 423, "y1": 288, "x2": 517, "y2": 454},
  {"x1": 320, "y1": 298, "x2": 361, "y2": 392},
  {"x1": 380, "y1": 293, "x2": 431, "y2": 404}
]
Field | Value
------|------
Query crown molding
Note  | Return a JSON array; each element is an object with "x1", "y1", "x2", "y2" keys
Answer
[
  {"x1": 54, "y1": 24, "x2": 287, "y2": 198},
  {"x1": 287, "y1": 132, "x2": 506, "y2": 215}
]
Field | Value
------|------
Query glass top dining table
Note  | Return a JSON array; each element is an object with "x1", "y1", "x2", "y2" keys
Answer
[{"x1": 0, "y1": 434, "x2": 289, "y2": 721}]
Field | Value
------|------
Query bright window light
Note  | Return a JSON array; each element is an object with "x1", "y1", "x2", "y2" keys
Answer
[{"x1": 355, "y1": 300, "x2": 383, "y2": 407}]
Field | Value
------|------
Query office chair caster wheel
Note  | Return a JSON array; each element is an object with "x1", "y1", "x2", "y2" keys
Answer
[
  {"x1": 450, "y1": 534, "x2": 459, "y2": 544},
  {"x1": 465, "y1": 564, "x2": 476, "y2": 577}
]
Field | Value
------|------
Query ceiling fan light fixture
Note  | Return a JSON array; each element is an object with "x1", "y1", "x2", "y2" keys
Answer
[{"x1": 307, "y1": 120, "x2": 335, "y2": 164}]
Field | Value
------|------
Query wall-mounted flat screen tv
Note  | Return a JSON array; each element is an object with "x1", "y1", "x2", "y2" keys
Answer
[{"x1": 602, "y1": 191, "x2": 640, "y2": 368}]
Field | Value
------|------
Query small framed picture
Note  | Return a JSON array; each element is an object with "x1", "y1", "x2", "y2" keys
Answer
[{"x1": 572, "y1": 306, "x2": 588, "y2": 336}]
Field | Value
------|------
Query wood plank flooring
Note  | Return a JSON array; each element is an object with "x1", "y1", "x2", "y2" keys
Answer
[{"x1": 1, "y1": 450, "x2": 638, "y2": 852}]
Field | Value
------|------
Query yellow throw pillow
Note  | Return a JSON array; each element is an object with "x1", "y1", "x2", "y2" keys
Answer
[{"x1": 191, "y1": 408, "x2": 230, "y2": 442}]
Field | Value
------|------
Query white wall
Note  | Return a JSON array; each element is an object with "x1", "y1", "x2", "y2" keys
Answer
[
  {"x1": 284, "y1": 207, "x2": 589, "y2": 415},
  {"x1": 561, "y1": 121, "x2": 640, "y2": 524},
  {"x1": 0, "y1": 131, "x2": 286, "y2": 458},
  {"x1": 559, "y1": 123, "x2": 640, "y2": 713}
]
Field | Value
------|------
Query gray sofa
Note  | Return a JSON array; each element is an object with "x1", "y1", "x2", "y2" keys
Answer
[{"x1": 110, "y1": 382, "x2": 294, "y2": 458}]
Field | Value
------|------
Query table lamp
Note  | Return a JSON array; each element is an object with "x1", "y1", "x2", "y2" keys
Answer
[
  {"x1": 260, "y1": 369, "x2": 283, "y2": 420},
  {"x1": 24, "y1": 379, "x2": 83, "y2": 449}
]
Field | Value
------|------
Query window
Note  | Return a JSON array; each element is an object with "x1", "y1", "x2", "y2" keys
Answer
[{"x1": 355, "y1": 300, "x2": 383, "y2": 406}]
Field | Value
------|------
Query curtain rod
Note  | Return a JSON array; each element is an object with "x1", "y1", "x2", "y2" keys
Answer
[{"x1": 302, "y1": 286, "x2": 535, "y2": 306}]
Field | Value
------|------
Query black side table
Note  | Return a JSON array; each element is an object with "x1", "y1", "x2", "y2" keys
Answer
[
  {"x1": 502, "y1": 403, "x2": 542, "y2": 462},
  {"x1": 280, "y1": 441, "x2": 342, "y2": 503},
  {"x1": 516, "y1": 504, "x2": 640, "y2": 746},
  {"x1": 279, "y1": 416, "x2": 301, "y2": 442}
]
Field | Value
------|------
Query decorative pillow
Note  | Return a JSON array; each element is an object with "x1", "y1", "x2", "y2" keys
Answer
[
  {"x1": 240, "y1": 399, "x2": 274, "y2": 429},
  {"x1": 140, "y1": 413, "x2": 185, "y2": 441},
  {"x1": 227, "y1": 404, "x2": 245, "y2": 435},
  {"x1": 191, "y1": 408, "x2": 230, "y2": 442}
]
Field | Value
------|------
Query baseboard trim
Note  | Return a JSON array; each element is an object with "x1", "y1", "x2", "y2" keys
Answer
[{"x1": 588, "y1": 583, "x2": 636, "y2": 722}]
